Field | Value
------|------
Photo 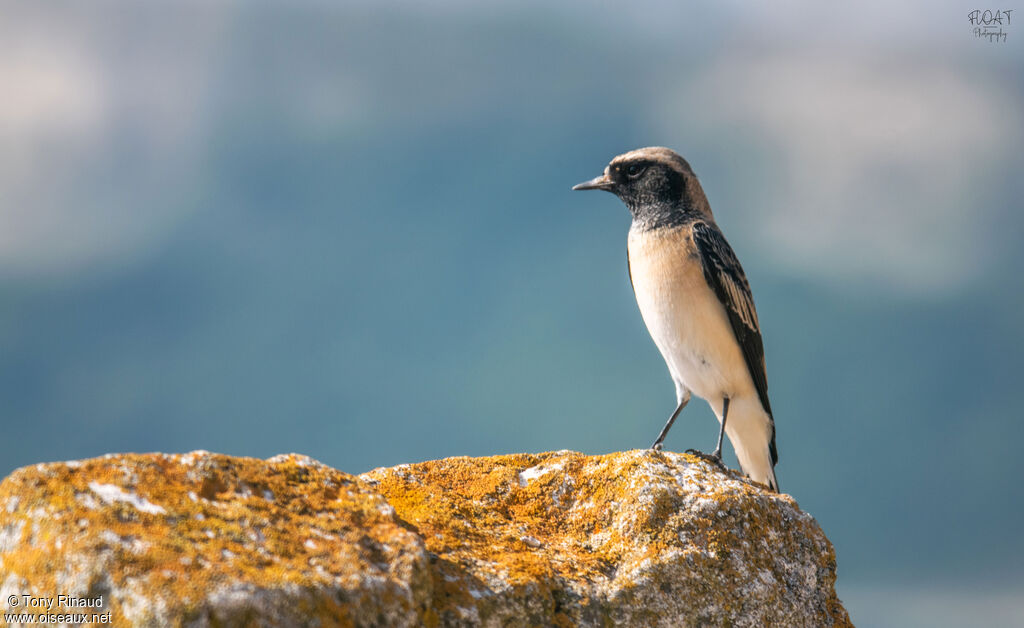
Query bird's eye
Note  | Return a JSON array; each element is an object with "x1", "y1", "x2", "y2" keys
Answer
[{"x1": 626, "y1": 163, "x2": 646, "y2": 179}]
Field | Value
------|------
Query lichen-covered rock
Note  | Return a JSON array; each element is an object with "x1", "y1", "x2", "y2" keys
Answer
[
  {"x1": 0, "y1": 452, "x2": 432, "y2": 627},
  {"x1": 0, "y1": 450, "x2": 850, "y2": 627}
]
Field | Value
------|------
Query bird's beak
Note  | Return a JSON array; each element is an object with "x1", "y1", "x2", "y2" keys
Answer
[{"x1": 572, "y1": 173, "x2": 614, "y2": 192}]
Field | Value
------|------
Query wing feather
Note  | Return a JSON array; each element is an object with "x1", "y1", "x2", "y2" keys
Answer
[{"x1": 691, "y1": 222, "x2": 777, "y2": 465}]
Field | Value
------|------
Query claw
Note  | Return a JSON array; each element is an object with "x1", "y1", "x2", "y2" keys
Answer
[{"x1": 685, "y1": 449, "x2": 727, "y2": 471}]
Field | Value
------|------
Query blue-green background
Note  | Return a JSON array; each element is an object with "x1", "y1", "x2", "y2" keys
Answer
[{"x1": 2, "y1": 2, "x2": 1022, "y2": 625}]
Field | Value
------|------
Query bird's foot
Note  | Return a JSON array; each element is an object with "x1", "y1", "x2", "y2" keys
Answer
[
  {"x1": 650, "y1": 442, "x2": 664, "y2": 452},
  {"x1": 685, "y1": 449, "x2": 727, "y2": 471}
]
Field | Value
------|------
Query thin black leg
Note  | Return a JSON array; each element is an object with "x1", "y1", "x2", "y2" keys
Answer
[
  {"x1": 651, "y1": 394, "x2": 690, "y2": 451},
  {"x1": 686, "y1": 396, "x2": 729, "y2": 471},
  {"x1": 711, "y1": 397, "x2": 729, "y2": 459}
]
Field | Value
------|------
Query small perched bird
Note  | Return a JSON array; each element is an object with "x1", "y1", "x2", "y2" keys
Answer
[{"x1": 573, "y1": 147, "x2": 779, "y2": 491}]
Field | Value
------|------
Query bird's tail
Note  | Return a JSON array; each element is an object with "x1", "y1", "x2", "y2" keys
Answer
[{"x1": 724, "y1": 399, "x2": 779, "y2": 492}]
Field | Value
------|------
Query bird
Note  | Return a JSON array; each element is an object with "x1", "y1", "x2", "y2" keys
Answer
[{"x1": 573, "y1": 147, "x2": 779, "y2": 492}]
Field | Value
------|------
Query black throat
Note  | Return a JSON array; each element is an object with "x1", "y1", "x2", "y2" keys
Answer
[
  {"x1": 625, "y1": 195, "x2": 698, "y2": 232},
  {"x1": 617, "y1": 162, "x2": 704, "y2": 232}
]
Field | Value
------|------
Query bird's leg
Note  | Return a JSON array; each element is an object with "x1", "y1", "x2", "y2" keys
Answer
[
  {"x1": 651, "y1": 392, "x2": 690, "y2": 451},
  {"x1": 686, "y1": 397, "x2": 729, "y2": 471},
  {"x1": 711, "y1": 396, "x2": 729, "y2": 459}
]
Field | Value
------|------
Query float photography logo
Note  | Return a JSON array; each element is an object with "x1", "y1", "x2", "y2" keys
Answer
[{"x1": 969, "y1": 8, "x2": 1012, "y2": 41}]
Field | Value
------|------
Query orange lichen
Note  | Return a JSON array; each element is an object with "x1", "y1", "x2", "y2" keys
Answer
[
  {"x1": 0, "y1": 452, "x2": 431, "y2": 626},
  {"x1": 364, "y1": 449, "x2": 850, "y2": 626},
  {"x1": 1, "y1": 450, "x2": 851, "y2": 627}
]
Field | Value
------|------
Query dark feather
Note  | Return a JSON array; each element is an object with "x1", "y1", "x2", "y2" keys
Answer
[
  {"x1": 627, "y1": 246, "x2": 634, "y2": 293},
  {"x1": 691, "y1": 222, "x2": 778, "y2": 465}
]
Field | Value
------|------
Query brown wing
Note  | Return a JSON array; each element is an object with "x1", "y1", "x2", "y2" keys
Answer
[{"x1": 691, "y1": 222, "x2": 777, "y2": 465}]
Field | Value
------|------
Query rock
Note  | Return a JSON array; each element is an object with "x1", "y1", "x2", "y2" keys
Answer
[{"x1": 0, "y1": 450, "x2": 851, "y2": 627}]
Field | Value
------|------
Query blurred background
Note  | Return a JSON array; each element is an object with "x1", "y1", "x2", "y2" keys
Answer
[{"x1": 1, "y1": 1, "x2": 1021, "y2": 625}]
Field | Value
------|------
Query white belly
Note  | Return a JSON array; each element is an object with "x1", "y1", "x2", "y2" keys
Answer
[
  {"x1": 627, "y1": 224, "x2": 777, "y2": 490},
  {"x1": 627, "y1": 225, "x2": 753, "y2": 403}
]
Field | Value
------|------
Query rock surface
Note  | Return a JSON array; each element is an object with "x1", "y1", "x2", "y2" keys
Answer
[{"x1": 0, "y1": 450, "x2": 850, "y2": 627}]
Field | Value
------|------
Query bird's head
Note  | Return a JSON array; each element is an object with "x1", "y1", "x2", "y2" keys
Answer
[{"x1": 572, "y1": 146, "x2": 712, "y2": 228}]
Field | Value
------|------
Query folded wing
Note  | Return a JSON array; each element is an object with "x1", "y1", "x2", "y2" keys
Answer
[{"x1": 691, "y1": 221, "x2": 777, "y2": 466}]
